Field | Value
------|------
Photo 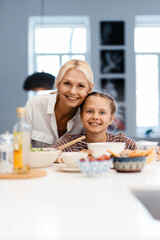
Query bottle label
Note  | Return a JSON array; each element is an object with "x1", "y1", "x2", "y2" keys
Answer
[
  {"x1": 13, "y1": 132, "x2": 22, "y2": 150},
  {"x1": 2, "y1": 152, "x2": 7, "y2": 161}
]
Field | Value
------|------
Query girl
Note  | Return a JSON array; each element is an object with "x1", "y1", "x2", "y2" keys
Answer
[
  {"x1": 25, "y1": 59, "x2": 94, "y2": 147},
  {"x1": 52, "y1": 91, "x2": 136, "y2": 151}
]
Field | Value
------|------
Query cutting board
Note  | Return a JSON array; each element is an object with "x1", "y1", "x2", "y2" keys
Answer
[{"x1": 0, "y1": 169, "x2": 47, "y2": 179}]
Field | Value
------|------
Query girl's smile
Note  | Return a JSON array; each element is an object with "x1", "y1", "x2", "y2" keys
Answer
[{"x1": 81, "y1": 95, "x2": 114, "y2": 134}]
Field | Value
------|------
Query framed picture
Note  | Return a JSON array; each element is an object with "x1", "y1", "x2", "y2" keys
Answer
[
  {"x1": 109, "y1": 106, "x2": 126, "y2": 131},
  {"x1": 115, "y1": 106, "x2": 126, "y2": 130},
  {"x1": 100, "y1": 78, "x2": 125, "y2": 102},
  {"x1": 100, "y1": 50, "x2": 125, "y2": 74},
  {"x1": 100, "y1": 21, "x2": 125, "y2": 45}
]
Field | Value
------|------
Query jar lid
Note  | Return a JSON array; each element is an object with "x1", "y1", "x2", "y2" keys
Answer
[{"x1": 1, "y1": 131, "x2": 13, "y2": 144}]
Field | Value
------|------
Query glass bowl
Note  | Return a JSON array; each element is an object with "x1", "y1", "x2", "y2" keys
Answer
[{"x1": 77, "y1": 159, "x2": 112, "y2": 175}]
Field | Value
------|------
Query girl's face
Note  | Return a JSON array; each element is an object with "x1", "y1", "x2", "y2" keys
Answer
[
  {"x1": 57, "y1": 69, "x2": 93, "y2": 108},
  {"x1": 81, "y1": 96, "x2": 114, "y2": 134}
]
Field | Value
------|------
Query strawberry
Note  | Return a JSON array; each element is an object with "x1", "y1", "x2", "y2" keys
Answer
[
  {"x1": 80, "y1": 158, "x2": 86, "y2": 162},
  {"x1": 88, "y1": 156, "x2": 96, "y2": 161},
  {"x1": 97, "y1": 154, "x2": 111, "y2": 161}
]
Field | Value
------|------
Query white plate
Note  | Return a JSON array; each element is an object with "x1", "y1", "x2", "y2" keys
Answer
[
  {"x1": 54, "y1": 163, "x2": 80, "y2": 172},
  {"x1": 60, "y1": 166, "x2": 80, "y2": 172}
]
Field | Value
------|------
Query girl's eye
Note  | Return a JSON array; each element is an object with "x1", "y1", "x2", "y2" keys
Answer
[
  {"x1": 86, "y1": 110, "x2": 93, "y2": 113},
  {"x1": 100, "y1": 111, "x2": 106, "y2": 115}
]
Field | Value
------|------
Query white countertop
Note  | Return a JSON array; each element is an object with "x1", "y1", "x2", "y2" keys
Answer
[{"x1": 1, "y1": 162, "x2": 160, "y2": 240}]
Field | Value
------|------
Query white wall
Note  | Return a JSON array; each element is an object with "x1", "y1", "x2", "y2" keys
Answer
[{"x1": 0, "y1": 0, "x2": 160, "y2": 138}]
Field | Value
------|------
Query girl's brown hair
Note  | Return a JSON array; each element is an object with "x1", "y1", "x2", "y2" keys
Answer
[{"x1": 80, "y1": 91, "x2": 117, "y2": 116}]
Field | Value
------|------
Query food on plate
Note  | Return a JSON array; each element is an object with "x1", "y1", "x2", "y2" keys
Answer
[
  {"x1": 109, "y1": 148, "x2": 155, "y2": 165},
  {"x1": 107, "y1": 149, "x2": 120, "y2": 157},
  {"x1": 31, "y1": 148, "x2": 44, "y2": 152},
  {"x1": 108, "y1": 148, "x2": 154, "y2": 160},
  {"x1": 97, "y1": 154, "x2": 111, "y2": 161},
  {"x1": 80, "y1": 154, "x2": 111, "y2": 162},
  {"x1": 128, "y1": 148, "x2": 154, "y2": 157},
  {"x1": 31, "y1": 148, "x2": 56, "y2": 152},
  {"x1": 88, "y1": 155, "x2": 96, "y2": 161},
  {"x1": 119, "y1": 149, "x2": 133, "y2": 156},
  {"x1": 78, "y1": 154, "x2": 112, "y2": 175}
]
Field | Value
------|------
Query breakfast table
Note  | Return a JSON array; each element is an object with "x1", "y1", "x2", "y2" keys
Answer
[{"x1": 1, "y1": 162, "x2": 160, "y2": 240}]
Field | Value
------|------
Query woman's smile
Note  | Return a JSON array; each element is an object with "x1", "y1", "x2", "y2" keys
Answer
[
  {"x1": 58, "y1": 68, "x2": 91, "y2": 108},
  {"x1": 65, "y1": 95, "x2": 79, "y2": 101}
]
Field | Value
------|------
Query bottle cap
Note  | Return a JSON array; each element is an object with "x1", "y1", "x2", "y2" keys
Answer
[{"x1": 16, "y1": 107, "x2": 26, "y2": 114}]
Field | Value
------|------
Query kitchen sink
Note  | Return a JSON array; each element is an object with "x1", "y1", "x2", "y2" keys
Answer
[{"x1": 132, "y1": 189, "x2": 160, "y2": 220}]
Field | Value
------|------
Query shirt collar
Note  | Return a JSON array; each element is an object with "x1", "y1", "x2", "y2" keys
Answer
[{"x1": 47, "y1": 92, "x2": 58, "y2": 114}]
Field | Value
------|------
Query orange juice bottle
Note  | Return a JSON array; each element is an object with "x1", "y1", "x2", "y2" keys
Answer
[{"x1": 13, "y1": 108, "x2": 30, "y2": 170}]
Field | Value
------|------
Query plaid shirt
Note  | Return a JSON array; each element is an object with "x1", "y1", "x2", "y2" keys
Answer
[{"x1": 51, "y1": 132, "x2": 137, "y2": 152}]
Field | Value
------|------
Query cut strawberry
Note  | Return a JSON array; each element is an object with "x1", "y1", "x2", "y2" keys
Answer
[{"x1": 97, "y1": 154, "x2": 111, "y2": 161}]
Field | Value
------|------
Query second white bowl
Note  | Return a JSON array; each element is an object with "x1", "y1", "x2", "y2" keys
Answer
[
  {"x1": 87, "y1": 142, "x2": 125, "y2": 158},
  {"x1": 29, "y1": 148, "x2": 61, "y2": 168}
]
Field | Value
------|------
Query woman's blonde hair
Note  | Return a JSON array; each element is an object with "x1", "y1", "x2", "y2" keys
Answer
[{"x1": 54, "y1": 59, "x2": 94, "y2": 88}]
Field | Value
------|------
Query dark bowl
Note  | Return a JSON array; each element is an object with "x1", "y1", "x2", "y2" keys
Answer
[{"x1": 113, "y1": 156, "x2": 147, "y2": 172}]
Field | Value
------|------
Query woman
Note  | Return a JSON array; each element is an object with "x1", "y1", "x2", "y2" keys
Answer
[
  {"x1": 52, "y1": 91, "x2": 136, "y2": 151},
  {"x1": 25, "y1": 59, "x2": 94, "y2": 147}
]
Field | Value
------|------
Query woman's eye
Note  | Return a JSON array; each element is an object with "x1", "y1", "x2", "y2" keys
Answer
[
  {"x1": 64, "y1": 82, "x2": 70, "y2": 85},
  {"x1": 79, "y1": 84, "x2": 85, "y2": 88}
]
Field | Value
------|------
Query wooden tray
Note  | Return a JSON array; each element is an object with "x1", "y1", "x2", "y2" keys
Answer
[{"x1": 0, "y1": 169, "x2": 47, "y2": 179}]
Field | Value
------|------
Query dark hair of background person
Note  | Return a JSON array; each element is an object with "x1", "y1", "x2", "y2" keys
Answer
[{"x1": 23, "y1": 72, "x2": 55, "y2": 91}]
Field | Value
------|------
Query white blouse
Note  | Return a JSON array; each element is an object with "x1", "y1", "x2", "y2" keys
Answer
[{"x1": 25, "y1": 93, "x2": 84, "y2": 147}]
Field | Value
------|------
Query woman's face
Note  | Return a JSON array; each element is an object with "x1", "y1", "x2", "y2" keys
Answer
[
  {"x1": 57, "y1": 69, "x2": 93, "y2": 108},
  {"x1": 81, "y1": 96, "x2": 114, "y2": 134}
]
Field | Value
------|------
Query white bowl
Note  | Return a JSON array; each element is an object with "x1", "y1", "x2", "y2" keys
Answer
[
  {"x1": 61, "y1": 152, "x2": 88, "y2": 168},
  {"x1": 87, "y1": 142, "x2": 125, "y2": 158},
  {"x1": 29, "y1": 148, "x2": 61, "y2": 168}
]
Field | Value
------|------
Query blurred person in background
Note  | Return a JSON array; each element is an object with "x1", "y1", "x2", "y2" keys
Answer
[{"x1": 23, "y1": 72, "x2": 56, "y2": 98}]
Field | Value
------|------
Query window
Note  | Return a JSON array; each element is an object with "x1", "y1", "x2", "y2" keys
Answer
[
  {"x1": 28, "y1": 16, "x2": 91, "y2": 77},
  {"x1": 135, "y1": 16, "x2": 160, "y2": 137}
]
